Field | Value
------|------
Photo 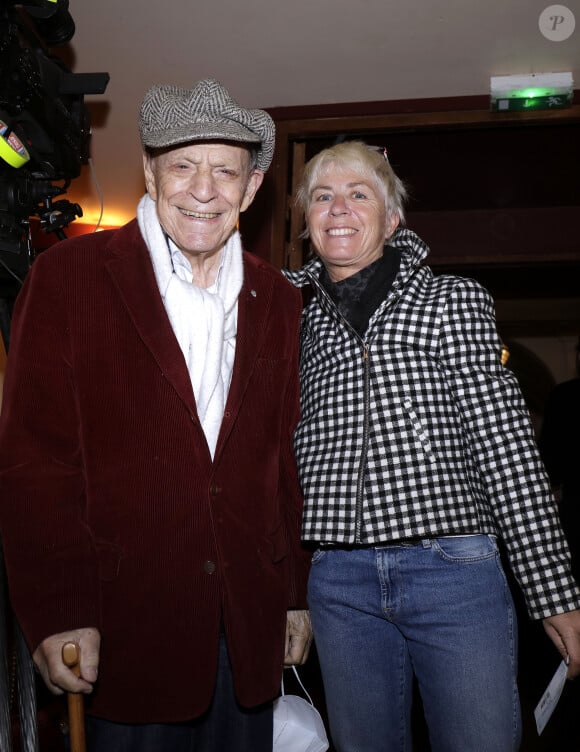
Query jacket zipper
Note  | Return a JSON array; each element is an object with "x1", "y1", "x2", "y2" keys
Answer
[
  {"x1": 354, "y1": 342, "x2": 370, "y2": 542},
  {"x1": 298, "y1": 256, "x2": 417, "y2": 543},
  {"x1": 305, "y1": 271, "x2": 372, "y2": 543}
]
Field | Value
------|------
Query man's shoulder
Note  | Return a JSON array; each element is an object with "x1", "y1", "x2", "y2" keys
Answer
[
  {"x1": 41, "y1": 219, "x2": 136, "y2": 253},
  {"x1": 242, "y1": 251, "x2": 300, "y2": 296},
  {"x1": 242, "y1": 249, "x2": 279, "y2": 275},
  {"x1": 31, "y1": 219, "x2": 140, "y2": 270}
]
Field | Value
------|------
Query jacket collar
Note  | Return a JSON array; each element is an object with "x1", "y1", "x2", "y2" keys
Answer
[{"x1": 283, "y1": 227, "x2": 430, "y2": 290}]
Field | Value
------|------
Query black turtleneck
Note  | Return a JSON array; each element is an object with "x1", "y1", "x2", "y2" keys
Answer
[{"x1": 319, "y1": 245, "x2": 401, "y2": 335}]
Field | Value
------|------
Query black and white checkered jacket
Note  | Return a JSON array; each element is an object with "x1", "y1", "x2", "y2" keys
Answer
[{"x1": 284, "y1": 228, "x2": 580, "y2": 619}]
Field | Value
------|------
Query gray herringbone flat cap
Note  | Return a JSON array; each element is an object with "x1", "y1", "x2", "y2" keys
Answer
[{"x1": 138, "y1": 79, "x2": 275, "y2": 171}]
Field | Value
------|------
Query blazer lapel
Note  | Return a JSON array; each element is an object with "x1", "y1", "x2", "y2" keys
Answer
[
  {"x1": 103, "y1": 222, "x2": 198, "y2": 415},
  {"x1": 103, "y1": 227, "x2": 274, "y2": 453},
  {"x1": 214, "y1": 259, "x2": 273, "y2": 457}
]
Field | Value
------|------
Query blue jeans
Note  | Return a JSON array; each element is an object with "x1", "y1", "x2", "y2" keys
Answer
[
  {"x1": 308, "y1": 535, "x2": 521, "y2": 752},
  {"x1": 85, "y1": 633, "x2": 273, "y2": 752}
]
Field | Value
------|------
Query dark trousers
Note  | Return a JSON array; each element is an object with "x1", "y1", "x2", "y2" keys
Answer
[{"x1": 85, "y1": 634, "x2": 273, "y2": 752}]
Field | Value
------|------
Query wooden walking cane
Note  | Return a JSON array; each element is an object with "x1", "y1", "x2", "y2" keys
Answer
[{"x1": 62, "y1": 642, "x2": 87, "y2": 752}]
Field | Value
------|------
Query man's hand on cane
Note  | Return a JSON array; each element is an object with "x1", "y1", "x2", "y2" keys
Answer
[{"x1": 33, "y1": 627, "x2": 100, "y2": 694}]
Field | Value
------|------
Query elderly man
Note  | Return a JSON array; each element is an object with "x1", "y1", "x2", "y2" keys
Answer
[{"x1": 0, "y1": 79, "x2": 311, "y2": 752}]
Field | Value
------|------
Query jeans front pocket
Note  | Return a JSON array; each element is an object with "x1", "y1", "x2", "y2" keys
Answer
[{"x1": 431, "y1": 534, "x2": 498, "y2": 563}]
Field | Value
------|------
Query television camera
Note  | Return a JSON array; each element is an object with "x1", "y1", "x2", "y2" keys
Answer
[{"x1": 0, "y1": 0, "x2": 109, "y2": 334}]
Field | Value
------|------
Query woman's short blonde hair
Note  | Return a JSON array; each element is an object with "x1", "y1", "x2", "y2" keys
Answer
[{"x1": 295, "y1": 140, "x2": 408, "y2": 224}]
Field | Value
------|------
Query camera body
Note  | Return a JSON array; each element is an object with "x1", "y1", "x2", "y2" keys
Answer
[{"x1": 0, "y1": 0, "x2": 109, "y2": 285}]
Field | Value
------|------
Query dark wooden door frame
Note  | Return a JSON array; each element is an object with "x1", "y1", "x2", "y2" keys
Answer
[{"x1": 268, "y1": 101, "x2": 580, "y2": 271}]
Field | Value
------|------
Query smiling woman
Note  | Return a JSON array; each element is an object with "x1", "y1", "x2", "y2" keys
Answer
[
  {"x1": 295, "y1": 142, "x2": 405, "y2": 282},
  {"x1": 283, "y1": 139, "x2": 580, "y2": 752},
  {"x1": 305, "y1": 168, "x2": 396, "y2": 282}
]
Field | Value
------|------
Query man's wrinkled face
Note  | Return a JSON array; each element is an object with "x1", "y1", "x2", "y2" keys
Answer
[{"x1": 143, "y1": 142, "x2": 263, "y2": 262}]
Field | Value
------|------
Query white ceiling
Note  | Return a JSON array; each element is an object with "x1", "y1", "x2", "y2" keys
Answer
[{"x1": 51, "y1": 0, "x2": 580, "y2": 225}]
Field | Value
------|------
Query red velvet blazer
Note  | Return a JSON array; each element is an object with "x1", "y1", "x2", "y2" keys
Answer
[{"x1": 0, "y1": 220, "x2": 309, "y2": 722}]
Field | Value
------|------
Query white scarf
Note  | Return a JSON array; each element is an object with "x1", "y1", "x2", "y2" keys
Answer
[{"x1": 137, "y1": 193, "x2": 243, "y2": 458}]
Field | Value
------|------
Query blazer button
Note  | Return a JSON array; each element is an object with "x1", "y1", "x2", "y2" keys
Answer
[{"x1": 203, "y1": 560, "x2": 216, "y2": 574}]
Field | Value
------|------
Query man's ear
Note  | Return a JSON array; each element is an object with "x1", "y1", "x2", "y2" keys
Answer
[
  {"x1": 142, "y1": 152, "x2": 157, "y2": 200},
  {"x1": 240, "y1": 170, "x2": 265, "y2": 213}
]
